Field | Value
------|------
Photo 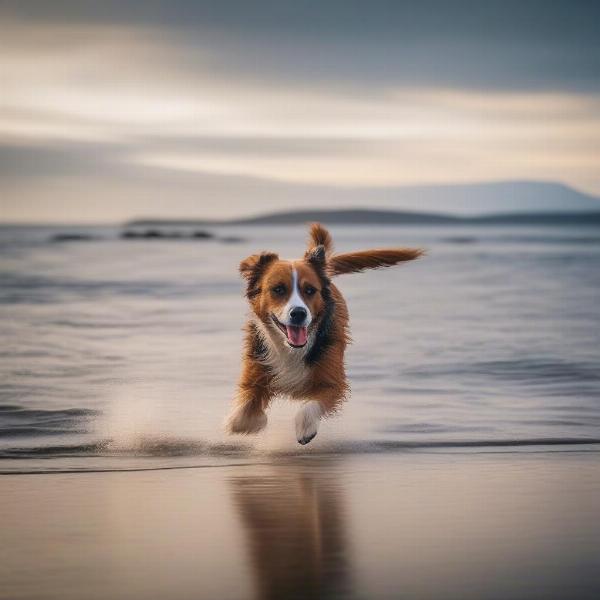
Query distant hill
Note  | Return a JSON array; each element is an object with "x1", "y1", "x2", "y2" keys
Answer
[
  {"x1": 235, "y1": 208, "x2": 456, "y2": 225},
  {"x1": 128, "y1": 209, "x2": 455, "y2": 227},
  {"x1": 125, "y1": 180, "x2": 600, "y2": 226},
  {"x1": 127, "y1": 209, "x2": 600, "y2": 227},
  {"x1": 343, "y1": 181, "x2": 600, "y2": 215}
]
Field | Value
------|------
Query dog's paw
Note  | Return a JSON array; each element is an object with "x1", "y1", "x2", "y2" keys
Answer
[
  {"x1": 225, "y1": 405, "x2": 267, "y2": 435},
  {"x1": 295, "y1": 401, "x2": 323, "y2": 445}
]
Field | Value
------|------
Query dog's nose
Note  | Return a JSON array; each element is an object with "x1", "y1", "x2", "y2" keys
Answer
[{"x1": 289, "y1": 307, "x2": 307, "y2": 324}]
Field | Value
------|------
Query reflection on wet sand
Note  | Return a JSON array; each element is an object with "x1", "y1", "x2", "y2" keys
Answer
[
  {"x1": 230, "y1": 467, "x2": 349, "y2": 600},
  {"x1": 2, "y1": 454, "x2": 600, "y2": 599}
]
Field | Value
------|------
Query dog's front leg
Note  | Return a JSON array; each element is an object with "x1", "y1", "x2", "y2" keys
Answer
[
  {"x1": 225, "y1": 361, "x2": 271, "y2": 435},
  {"x1": 295, "y1": 400, "x2": 324, "y2": 445},
  {"x1": 295, "y1": 385, "x2": 345, "y2": 445},
  {"x1": 225, "y1": 385, "x2": 270, "y2": 434}
]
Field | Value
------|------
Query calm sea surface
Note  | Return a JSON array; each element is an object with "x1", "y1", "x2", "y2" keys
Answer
[
  {"x1": 1, "y1": 223, "x2": 599, "y2": 470},
  {"x1": 1, "y1": 223, "x2": 600, "y2": 600}
]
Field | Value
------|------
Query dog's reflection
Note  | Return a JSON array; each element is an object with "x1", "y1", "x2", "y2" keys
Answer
[{"x1": 229, "y1": 467, "x2": 349, "y2": 600}]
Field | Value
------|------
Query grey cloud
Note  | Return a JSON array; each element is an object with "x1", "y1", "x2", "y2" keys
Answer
[
  {"x1": 0, "y1": 140, "x2": 357, "y2": 223},
  {"x1": 3, "y1": 1, "x2": 598, "y2": 43},
  {"x1": 2, "y1": 0, "x2": 599, "y2": 222},
  {"x1": 2, "y1": 0, "x2": 600, "y2": 91},
  {"x1": 0, "y1": 142, "x2": 128, "y2": 178},
  {"x1": 2, "y1": 142, "x2": 598, "y2": 222},
  {"x1": 0, "y1": 136, "x2": 371, "y2": 180},
  {"x1": 136, "y1": 135, "x2": 378, "y2": 157}
]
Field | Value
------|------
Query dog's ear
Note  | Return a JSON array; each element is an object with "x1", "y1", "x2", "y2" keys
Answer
[
  {"x1": 239, "y1": 252, "x2": 279, "y2": 297},
  {"x1": 307, "y1": 223, "x2": 333, "y2": 257},
  {"x1": 328, "y1": 248, "x2": 424, "y2": 276},
  {"x1": 239, "y1": 252, "x2": 279, "y2": 278},
  {"x1": 305, "y1": 244, "x2": 327, "y2": 268}
]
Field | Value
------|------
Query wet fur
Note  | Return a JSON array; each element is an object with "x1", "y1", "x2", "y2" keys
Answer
[{"x1": 225, "y1": 223, "x2": 423, "y2": 443}]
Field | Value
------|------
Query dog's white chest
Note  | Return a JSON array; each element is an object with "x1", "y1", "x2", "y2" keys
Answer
[
  {"x1": 267, "y1": 349, "x2": 311, "y2": 395},
  {"x1": 252, "y1": 318, "x2": 312, "y2": 395}
]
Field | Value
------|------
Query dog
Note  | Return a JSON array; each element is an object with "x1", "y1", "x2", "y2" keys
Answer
[{"x1": 225, "y1": 223, "x2": 423, "y2": 445}]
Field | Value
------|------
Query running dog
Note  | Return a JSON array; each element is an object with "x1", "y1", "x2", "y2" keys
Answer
[{"x1": 225, "y1": 223, "x2": 423, "y2": 445}]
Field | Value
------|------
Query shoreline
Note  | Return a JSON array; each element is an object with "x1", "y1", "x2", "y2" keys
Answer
[{"x1": 2, "y1": 451, "x2": 599, "y2": 600}]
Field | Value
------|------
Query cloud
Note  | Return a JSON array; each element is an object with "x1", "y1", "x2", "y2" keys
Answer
[
  {"x1": 2, "y1": 0, "x2": 600, "y2": 91},
  {"x1": 1, "y1": 2, "x2": 599, "y2": 221}
]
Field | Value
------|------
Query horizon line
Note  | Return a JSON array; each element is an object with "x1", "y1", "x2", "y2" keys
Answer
[{"x1": 4, "y1": 206, "x2": 600, "y2": 228}]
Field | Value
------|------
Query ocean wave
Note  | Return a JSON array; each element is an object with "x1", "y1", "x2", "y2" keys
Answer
[
  {"x1": 0, "y1": 272, "x2": 239, "y2": 304},
  {"x1": 2, "y1": 435, "x2": 599, "y2": 462},
  {"x1": 0, "y1": 406, "x2": 98, "y2": 438},
  {"x1": 405, "y1": 358, "x2": 600, "y2": 387}
]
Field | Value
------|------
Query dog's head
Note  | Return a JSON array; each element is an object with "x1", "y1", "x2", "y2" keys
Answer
[
  {"x1": 240, "y1": 243, "x2": 330, "y2": 349},
  {"x1": 239, "y1": 223, "x2": 423, "y2": 351}
]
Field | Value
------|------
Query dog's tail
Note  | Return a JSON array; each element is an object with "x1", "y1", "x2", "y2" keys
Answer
[
  {"x1": 306, "y1": 222, "x2": 424, "y2": 276},
  {"x1": 328, "y1": 248, "x2": 424, "y2": 276}
]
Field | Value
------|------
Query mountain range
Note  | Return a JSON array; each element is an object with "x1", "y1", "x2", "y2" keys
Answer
[
  {"x1": 126, "y1": 180, "x2": 600, "y2": 226},
  {"x1": 126, "y1": 181, "x2": 600, "y2": 227}
]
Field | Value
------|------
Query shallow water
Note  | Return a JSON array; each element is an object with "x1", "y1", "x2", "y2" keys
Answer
[
  {"x1": 1, "y1": 223, "x2": 600, "y2": 599},
  {"x1": 1, "y1": 223, "x2": 599, "y2": 471}
]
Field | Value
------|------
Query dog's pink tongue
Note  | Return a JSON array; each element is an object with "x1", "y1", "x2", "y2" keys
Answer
[{"x1": 286, "y1": 325, "x2": 308, "y2": 346}]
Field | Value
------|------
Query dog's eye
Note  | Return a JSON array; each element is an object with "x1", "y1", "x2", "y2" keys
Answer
[
  {"x1": 304, "y1": 285, "x2": 317, "y2": 296},
  {"x1": 271, "y1": 284, "x2": 286, "y2": 296}
]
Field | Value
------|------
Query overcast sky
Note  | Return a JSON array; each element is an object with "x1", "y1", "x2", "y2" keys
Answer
[{"x1": 1, "y1": 0, "x2": 599, "y2": 222}]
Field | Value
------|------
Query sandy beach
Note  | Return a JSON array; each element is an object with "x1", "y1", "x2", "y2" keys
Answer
[{"x1": 2, "y1": 450, "x2": 599, "y2": 600}]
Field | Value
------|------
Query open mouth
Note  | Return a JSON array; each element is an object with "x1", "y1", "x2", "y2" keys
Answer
[{"x1": 271, "y1": 315, "x2": 308, "y2": 348}]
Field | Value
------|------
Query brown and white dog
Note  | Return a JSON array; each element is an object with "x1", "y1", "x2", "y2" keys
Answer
[{"x1": 225, "y1": 223, "x2": 423, "y2": 445}]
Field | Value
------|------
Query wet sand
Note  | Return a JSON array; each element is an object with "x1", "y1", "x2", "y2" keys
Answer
[{"x1": 2, "y1": 451, "x2": 599, "y2": 600}]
